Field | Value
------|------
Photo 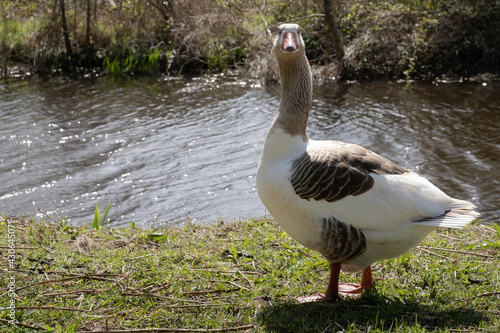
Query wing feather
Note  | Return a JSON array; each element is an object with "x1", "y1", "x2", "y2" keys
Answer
[{"x1": 290, "y1": 141, "x2": 408, "y2": 203}]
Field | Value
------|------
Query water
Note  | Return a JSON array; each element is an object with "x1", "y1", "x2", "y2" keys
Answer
[{"x1": 1, "y1": 75, "x2": 499, "y2": 227}]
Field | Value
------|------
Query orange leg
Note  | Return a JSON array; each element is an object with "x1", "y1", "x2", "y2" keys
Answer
[
  {"x1": 326, "y1": 263, "x2": 374, "y2": 299},
  {"x1": 296, "y1": 263, "x2": 374, "y2": 303},
  {"x1": 360, "y1": 265, "x2": 374, "y2": 290},
  {"x1": 324, "y1": 262, "x2": 342, "y2": 299}
]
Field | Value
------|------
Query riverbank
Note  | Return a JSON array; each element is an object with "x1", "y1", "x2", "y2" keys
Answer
[
  {"x1": 1, "y1": 0, "x2": 499, "y2": 81},
  {"x1": 1, "y1": 215, "x2": 499, "y2": 332}
]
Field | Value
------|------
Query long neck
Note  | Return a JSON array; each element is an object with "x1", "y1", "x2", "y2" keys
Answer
[{"x1": 273, "y1": 54, "x2": 312, "y2": 138}]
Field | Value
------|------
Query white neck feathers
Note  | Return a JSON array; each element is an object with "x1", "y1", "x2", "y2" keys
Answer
[{"x1": 271, "y1": 53, "x2": 312, "y2": 138}]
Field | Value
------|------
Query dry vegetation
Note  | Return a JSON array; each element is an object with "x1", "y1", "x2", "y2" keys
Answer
[{"x1": 1, "y1": 0, "x2": 499, "y2": 80}]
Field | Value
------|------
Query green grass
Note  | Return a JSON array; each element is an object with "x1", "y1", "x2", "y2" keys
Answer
[
  {"x1": 102, "y1": 47, "x2": 172, "y2": 76},
  {"x1": 90, "y1": 201, "x2": 111, "y2": 230},
  {"x1": 0, "y1": 216, "x2": 498, "y2": 332}
]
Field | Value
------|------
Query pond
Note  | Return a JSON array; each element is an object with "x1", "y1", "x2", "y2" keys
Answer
[{"x1": 1, "y1": 75, "x2": 498, "y2": 227}]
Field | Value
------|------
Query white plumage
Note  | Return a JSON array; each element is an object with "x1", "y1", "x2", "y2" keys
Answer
[{"x1": 256, "y1": 24, "x2": 479, "y2": 300}]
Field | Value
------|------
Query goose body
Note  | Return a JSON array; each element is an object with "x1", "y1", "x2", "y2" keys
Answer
[{"x1": 256, "y1": 24, "x2": 480, "y2": 300}]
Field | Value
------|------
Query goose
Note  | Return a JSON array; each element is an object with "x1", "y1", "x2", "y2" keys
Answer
[{"x1": 256, "y1": 23, "x2": 480, "y2": 301}]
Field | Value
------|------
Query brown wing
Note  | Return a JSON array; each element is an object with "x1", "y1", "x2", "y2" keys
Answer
[{"x1": 290, "y1": 142, "x2": 409, "y2": 202}]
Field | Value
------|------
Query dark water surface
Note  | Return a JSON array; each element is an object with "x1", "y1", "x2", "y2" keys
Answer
[{"x1": 1, "y1": 76, "x2": 498, "y2": 227}]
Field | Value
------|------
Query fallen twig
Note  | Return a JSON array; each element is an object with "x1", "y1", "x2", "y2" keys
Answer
[
  {"x1": 190, "y1": 268, "x2": 260, "y2": 275},
  {"x1": 460, "y1": 291, "x2": 500, "y2": 302},
  {"x1": 33, "y1": 275, "x2": 87, "y2": 286},
  {"x1": 235, "y1": 267, "x2": 253, "y2": 287},
  {"x1": 122, "y1": 292, "x2": 217, "y2": 304},
  {"x1": 417, "y1": 246, "x2": 494, "y2": 258},
  {"x1": 0, "y1": 318, "x2": 46, "y2": 330},
  {"x1": 17, "y1": 305, "x2": 90, "y2": 312},
  {"x1": 296, "y1": 248, "x2": 312, "y2": 258},
  {"x1": 416, "y1": 247, "x2": 452, "y2": 260},
  {"x1": 27, "y1": 274, "x2": 120, "y2": 291},
  {"x1": 195, "y1": 279, "x2": 250, "y2": 292},
  {"x1": 183, "y1": 288, "x2": 240, "y2": 296},
  {"x1": 122, "y1": 292, "x2": 171, "y2": 299},
  {"x1": 225, "y1": 280, "x2": 250, "y2": 292},
  {"x1": 74, "y1": 324, "x2": 255, "y2": 333},
  {"x1": 12, "y1": 268, "x2": 120, "y2": 277},
  {"x1": 159, "y1": 303, "x2": 230, "y2": 309},
  {"x1": 43, "y1": 289, "x2": 108, "y2": 297},
  {"x1": 477, "y1": 224, "x2": 498, "y2": 234},
  {"x1": 37, "y1": 208, "x2": 61, "y2": 224}
]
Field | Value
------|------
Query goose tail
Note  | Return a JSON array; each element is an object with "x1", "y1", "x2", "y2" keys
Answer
[{"x1": 415, "y1": 199, "x2": 480, "y2": 229}]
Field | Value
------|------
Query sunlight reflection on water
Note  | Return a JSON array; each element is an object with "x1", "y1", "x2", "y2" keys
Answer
[{"x1": 0, "y1": 76, "x2": 498, "y2": 227}]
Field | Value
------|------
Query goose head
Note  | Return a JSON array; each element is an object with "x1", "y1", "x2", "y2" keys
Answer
[{"x1": 273, "y1": 24, "x2": 306, "y2": 61}]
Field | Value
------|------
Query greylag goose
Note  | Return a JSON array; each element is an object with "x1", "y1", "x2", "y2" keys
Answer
[{"x1": 256, "y1": 23, "x2": 480, "y2": 301}]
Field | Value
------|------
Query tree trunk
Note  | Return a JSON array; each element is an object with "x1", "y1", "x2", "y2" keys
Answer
[
  {"x1": 322, "y1": 0, "x2": 344, "y2": 75},
  {"x1": 1, "y1": 1, "x2": 8, "y2": 77},
  {"x1": 86, "y1": 0, "x2": 91, "y2": 48},
  {"x1": 59, "y1": 0, "x2": 73, "y2": 58}
]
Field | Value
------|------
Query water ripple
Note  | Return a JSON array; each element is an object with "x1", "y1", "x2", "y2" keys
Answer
[{"x1": 1, "y1": 78, "x2": 498, "y2": 226}]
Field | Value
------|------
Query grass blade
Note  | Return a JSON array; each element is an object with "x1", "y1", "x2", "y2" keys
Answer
[
  {"x1": 102, "y1": 200, "x2": 112, "y2": 227},
  {"x1": 92, "y1": 202, "x2": 100, "y2": 230}
]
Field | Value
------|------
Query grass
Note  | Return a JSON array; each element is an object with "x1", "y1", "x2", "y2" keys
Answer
[
  {"x1": 0, "y1": 216, "x2": 499, "y2": 332},
  {"x1": 102, "y1": 47, "x2": 172, "y2": 76},
  {"x1": 91, "y1": 201, "x2": 111, "y2": 230}
]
